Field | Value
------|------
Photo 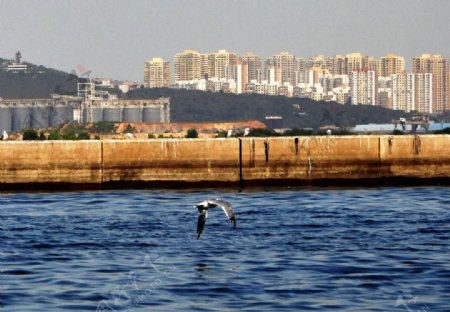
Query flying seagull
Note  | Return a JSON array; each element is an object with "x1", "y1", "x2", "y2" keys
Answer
[{"x1": 195, "y1": 198, "x2": 236, "y2": 239}]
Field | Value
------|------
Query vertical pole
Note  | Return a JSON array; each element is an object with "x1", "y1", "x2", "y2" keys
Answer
[{"x1": 238, "y1": 138, "x2": 243, "y2": 189}]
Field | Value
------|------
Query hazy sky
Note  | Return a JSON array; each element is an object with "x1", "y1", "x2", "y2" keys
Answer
[{"x1": 1, "y1": 0, "x2": 449, "y2": 81}]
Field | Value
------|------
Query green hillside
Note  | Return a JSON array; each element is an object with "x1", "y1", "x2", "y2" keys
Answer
[
  {"x1": 125, "y1": 88, "x2": 412, "y2": 129},
  {"x1": 0, "y1": 57, "x2": 79, "y2": 98}
]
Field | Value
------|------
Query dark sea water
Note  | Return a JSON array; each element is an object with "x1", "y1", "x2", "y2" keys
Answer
[{"x1": 0, "y1": 186, "x2": 449, "y2": 311}]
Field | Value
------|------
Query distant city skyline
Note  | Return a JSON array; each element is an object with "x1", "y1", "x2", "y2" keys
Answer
[
  {"x1": 1, "y1": 0, "x2": 449, "y2": 81},
  {"x1": 148, "y1": 51, "x2": 448, "y2": 113}
]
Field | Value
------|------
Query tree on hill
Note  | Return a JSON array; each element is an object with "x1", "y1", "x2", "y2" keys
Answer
[
  {"x1": 186, "y1": 128, "x2": 198, "y2": 138},
  {"x1": 22, "y1": 129, "x2": 39, "y2": 140},
  {"x1": 77, "y1": 131, "x2": 91, "y2": 140},
  {"x1": 0, "y1": 57, "x2": 80, "y2": 98},
  {"x1": 124, "y1": 88, "x2": 412, "y2": 129}
]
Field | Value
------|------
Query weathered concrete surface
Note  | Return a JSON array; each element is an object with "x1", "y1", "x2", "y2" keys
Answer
[
  {"x1": 380, "y1": 135, "x2": 450, "y2": 178},
  {"x1": 0, "y1": 141, "x2": 102, "y2": 184},
  {"x1": 0, "y1": 135, "x2": 448, "y2": 188},
  {"x1": 102, "y1": 139, "x2": 240, "y2": 184},
  {"x1": 241, "y1": 136, "x2": 381, "y2": 181}
]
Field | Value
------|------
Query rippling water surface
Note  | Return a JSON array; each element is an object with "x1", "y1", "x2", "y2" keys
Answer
[{"x1": 1, "y1": 186, "x2": 449, "y2": 311}]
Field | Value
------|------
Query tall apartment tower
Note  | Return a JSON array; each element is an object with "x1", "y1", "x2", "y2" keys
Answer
[
  {"x1": 224, "y1": 61, "x2": 248, "y2": 94},
  {"x1": 412, "y1": 54, "x2": 449, "y2": 112},
  {"x1": 344, "y1": 53, "x2": 372, "y2": 75},
  {"x1": 378, "y1": 53, "x2": 405, "y2": 77},
  {"x1": 350, "y1": 70, "x2": 377, "y2": 105},
  {"x1": 174, "y1": 50, "x2": 209, "y2": 81},
  {"x1": 265, "y1": 65, "x2": 281, "y2": 84},
  {"x1": 392, "y1": 73, "x2": 415, "y2": 112},
  {"x1": 208, "y1": 49, "x2": 237, "y2": 79},
  {"x1": 239, "y1": 52, "x2": 261, "y2": 83},
  {"x1": 174, "y1": 52, "x2": 208, "y2": 80},
  {"x1": 332, "y1": 55, "x2": 345, "y2": 75},
  {"x1": 200, "y1": 54, "x2": 209, "y2": 79},
  {"x1": 266, "y1": 51, "x2": 298, "y2": 85},
  {"x1": 144, "y1": 58, "x2": 171, "y2": 88},
  {"x1": 414, "y1": 73, "x2": 433, "y2": 113},
  {"x1": 308, "y1": 54, "x2": 332, "y2": 71},
  {"x1": 296, "y1": 57, "x2": 307, "y2": 72}
]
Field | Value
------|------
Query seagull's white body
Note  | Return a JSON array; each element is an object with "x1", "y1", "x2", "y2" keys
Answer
[
  {"x1": 195, "y1": 198, "x2": 236, "y2": 239},
  {"x1": 1, "y1": 131, "x2": 7, "y2": 140}
]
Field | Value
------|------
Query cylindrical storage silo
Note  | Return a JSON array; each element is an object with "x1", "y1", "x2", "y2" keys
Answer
[
  {"x1": 49, "y1": 104, "x2": 74, "y2": 127},
  {"x1": 31, "y1": 105, "x2": 49, "y2": 129},
  {"x1": 82, "y1": 107, "x2": 103, "y2": 123},
  {"x1": 103, "y1": 107, "x2": 122, "y2": 122},
  {"x1": 142, "y1": 106, "x2": 161, "y2": 123},
  {"x1": 0, "y1": 106, "x2": 12, "y2": 133},
  {"x1": 122, "y1": 107, "x2": 142, "y2": 122},
  {"x1": 12, "y1": 106, "x2": 31, "y2": 131}
]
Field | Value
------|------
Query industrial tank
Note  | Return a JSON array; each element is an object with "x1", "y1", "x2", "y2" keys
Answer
[
  {"x1": 31, "y1": 105, "x2": 49, "y2": 129},
  {"x1": 122, "y1": 107, "x2": 142, "y2": 122},
  {"x1": 0, "y1": 106, "x2": 12, "y2": 133},
  {"x1": 82, "y1": 107, "x2": 103, "y2": 123},
  {"x1": 12, "y1": 106, "x2": 31, "y2": 131},
  {"x1": 49, "y1": 105, "x2": 74, "y2": 127},
  {"x1": 92, "y1": 107, "x2": 103, "y2": 123},
  {"x1": 142, "y1": 106, "x2": 161, "y2": 123},
  {"x1": 103, "y1": 107, "x2": 122, "y2": 122}
]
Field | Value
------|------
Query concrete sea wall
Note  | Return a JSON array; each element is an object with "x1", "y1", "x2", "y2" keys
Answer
[
  {"x1": 0, "y1": 141, "x2": 102, "y2": 185},
  {"x1": 0, "y1": 135, "x2": 449, "y2": 189},
  {"x1": 241, "y1": 135, "x2": 450, "y2": 184}
]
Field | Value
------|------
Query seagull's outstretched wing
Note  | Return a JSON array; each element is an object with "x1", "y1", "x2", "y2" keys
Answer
[
  {"x1": 197, "y1": 208, "x2": 208, "y2": 240},
  {"x1": 208, "y1": 199, "x2": 236, "y2": 229}
]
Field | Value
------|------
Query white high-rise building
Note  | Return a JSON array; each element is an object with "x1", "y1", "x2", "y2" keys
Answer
[
  {"x1": 406, "y1": 73, "x2": 415, "y2": 112},
  {"x1": 224, "y1": 61, "x2": 247, "y2": 94},
  {"x1": 392, "y1": 73, "x2": 415, "y2": 112},
  {"x1": 392, "y1": 73, "x2": 407, "y2": 111},
  {"x1": 350, "y1": 70, "x2": 376, "y2": 105},
  {"x1": 414, "y1": 73, "x2": 433, "y2": 113}
]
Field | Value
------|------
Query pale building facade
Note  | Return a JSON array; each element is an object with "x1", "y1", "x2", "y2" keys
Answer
[
  {"x1": 391, "y1": 73, "x2": 412, "y2": 111},
  {"x1": 266, "y1": 52, "x2": 298, "y2": 85},
  {"x1": 350, "y1": 70, "x2": 376, "y2": 105},
  {"x1": 174, "y1": 50, "x2": 202, "y2": 82},
  {"x1": 144, "y1": 58, "x2": 171, "y2": 88},
  {"x1": 344, "y1": 53, "x2": 370, "y2": 75},
  {"x1": 331, "y1": 55, "x2": 345, "y2": 75},
  {"x1": 414, "y1": 73, "x2": 433, "y2": 113},
  {"x1": 208, "y1": 49, "x2": 237, "y2": 79},
  {"x1": 239, "y1": 52, "x2": 262, "y2": 83},
  {"x1": 412, "y1": 54, "x2": 449, "y2": 112},
  {"x1": 377, "y1": 53, "x2": 405, "y2": 77},
  {"x1": 308, "y1": 54, "x2": 332, "y2": 71}
]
